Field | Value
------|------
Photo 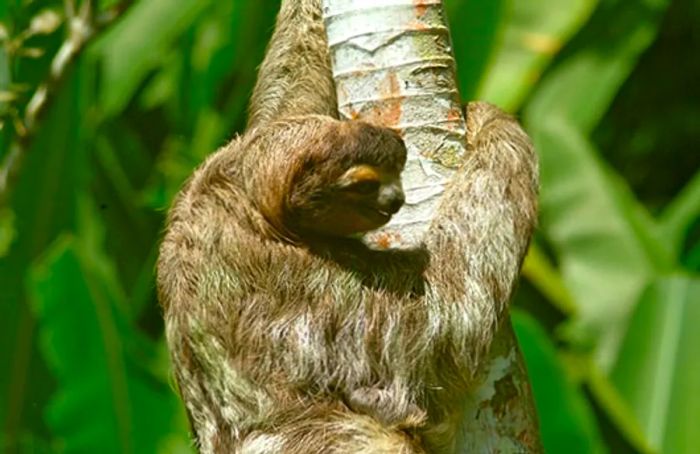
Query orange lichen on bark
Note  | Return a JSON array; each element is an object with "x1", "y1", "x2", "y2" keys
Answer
[
  {"x1": 413, "y1": 0, "x2": 429, "y2": 17},
  {"x1": 373, "y1": 72, "x2": 403, "y2": 127},
  {"x1": 447, "y1": 107, "x2": 463, "y2": 122}
]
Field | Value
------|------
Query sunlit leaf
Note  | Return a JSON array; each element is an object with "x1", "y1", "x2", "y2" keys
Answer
[
  {"x1": 523, "y1": 0, "x2": 673, "y2": 369},
  {"x1": 611, "y1": 275, "x2": 700, "y2": 454},
  {"x1": 528, "y1": 119, "x2": 659, "y2": 368}
]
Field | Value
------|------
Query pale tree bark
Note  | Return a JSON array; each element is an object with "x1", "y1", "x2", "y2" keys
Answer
[{"x1": 322, "y1": 1, "x2": 543, "y2": 451}]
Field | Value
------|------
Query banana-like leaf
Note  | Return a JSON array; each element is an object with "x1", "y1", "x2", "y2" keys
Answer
[
  {"x1": 610, "y1": 275, "x2": 700, "y2": 454},
  {"x1": 523, "y1": 0, "x2": 672, "y2": 368},
  {"x1": 529, "y1": 119, "x2": 656, "y2": 368}
]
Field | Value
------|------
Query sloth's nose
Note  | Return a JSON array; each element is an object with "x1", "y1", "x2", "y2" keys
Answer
[
  {"x1": 378, "y1": 182, "x2": 405, "y2": 214},
  {"x1": 388, "y1": 192, "x2": 404, "y2": 214},
  {"x1": 378, "y1": 185, "x2": 404, "y2": 214}
]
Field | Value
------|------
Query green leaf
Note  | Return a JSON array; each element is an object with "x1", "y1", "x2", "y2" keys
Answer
[
  {"x1": 29, "y1": 235, "x2": 190, "y2": 454},
  {"x1": 0, "y1": 61, "x2": 92, "y2": 443},
  {"x1": 512, "y1": 310, "x2": 605, "y2": 454},
  {"x1": 526, "y1": 0, "x2": 670, "y2": 135},
  {"x1": 95, "y1": 0, "x2": 212, "y2": 116},
  {"x1": 0, "y1": 207, "x2": 15, "y2": 257},
  {"x1": 0, "y1": 41, "x2": 12, "y2": 156},
  {"x1": 522, "y1": 0, "x2": 674, "y2": 370},
  {"x1": 686, "y1": 241, "x2": 700, "y2": 272},
  {"x1": 659, "y1": 170, "x2": 700, "y2": 260},
  {"x1": 446, "y1": 0, "x2": 507, "y2": 101},
  {"x1": 586, "y1": 365, "x2": 654, "y2": 454},
  {"x1": 0, "y1": 42, "x2": 10, "y2": 91},
  {"x1": 610, "y1": 275, "x2": 700, "y2": 454},
  {"x1": 529, "y1": 120, "x2": 658, "y2": 367},
  {"x1": 478, "y1": 0, "x2": 597, "y2": 111},
  {"x1": 0, "y1": 0, "x2": 15, "y2": 22},
  {"x1": 521, "y1": 242, "x2": 577, "y2": 316},
  {"x1": 92, "y1": 128, "x2": 163, "y2": 316}
]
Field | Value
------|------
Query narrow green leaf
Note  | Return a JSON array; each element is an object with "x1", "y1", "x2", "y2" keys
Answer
[
  {"x1": 446, "y1": 0, "x2": 506, "y2": 101},
  {"x1": 95, "y1": 0, "x2": 212, "y2": 116},
  {"x1": 521, "y1": 242, "x2": 578, "y2": 316},
  {"x1": 29, "y1": 235, "x2": 190, "y2": 454},
  {"x1": 0, "y1": 43, "x2": 10, "y2": 92},
  {"x1": 610, "y1": 275, "x2": 700, "y2": 454},
  {"x1": 512, "y1": 310, "x2": 606, "y2": 454},
  {"x1": 92, "y1": 131, "x2": 163, "y2": 316},
  {"x1": 0, "y1": 207, "x2": 15, "y2": 257},
  {"x1": 659, "y1": 170, "x2": 700, "y2": 260},
  {"x1": 0, "y1": 43, "x2": 12, "y2": 157},
  {"x1": 0, "y1": 61, "x2": 92, "y2": 443}
]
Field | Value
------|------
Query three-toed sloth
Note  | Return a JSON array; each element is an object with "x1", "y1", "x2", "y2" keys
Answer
[{"x1": 157, "y1": 1, "x2": 538, "y2": 452}]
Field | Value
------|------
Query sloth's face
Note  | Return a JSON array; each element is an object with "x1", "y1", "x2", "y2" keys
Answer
[
  {"x1": 286, "y1": 120, "x2": 407, "y2": 238},
  {"x1": 323, "y1": 163, "x2": 405, "y2": 236},
  {"x1": 291, "y1": 162, "x2": 405, "y2": 238}
]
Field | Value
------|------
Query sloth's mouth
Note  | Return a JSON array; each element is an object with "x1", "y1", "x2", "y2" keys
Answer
[
  {"x1": 375, "y1": 208, "x2": 390, "y2": 217},
  {"x1": 367, "y1": 207, "x2": 391, "y2": 224}
]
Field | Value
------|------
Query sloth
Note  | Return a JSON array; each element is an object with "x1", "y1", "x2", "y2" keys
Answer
[{"x1": 156, "y1": 1, "x2": 538, "y2": 453}]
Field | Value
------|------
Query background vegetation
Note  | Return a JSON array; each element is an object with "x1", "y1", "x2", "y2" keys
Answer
[{"x1": 1, "y1": 0, "x2": 698, "y2": 452}]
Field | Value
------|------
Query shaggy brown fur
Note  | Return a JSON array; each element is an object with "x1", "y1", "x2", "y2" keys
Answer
[{"x1": 157, "y1": 0, "x2": 538, "y2": 453}]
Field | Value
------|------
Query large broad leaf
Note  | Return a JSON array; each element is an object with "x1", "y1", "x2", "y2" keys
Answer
[
  {"x1": 30, "y1": 234, "x2": 190, "y2": 454},
  {"x1": 512, "y1": 310, "x2": 605, "y2": 454},
  {"x1": 529, "y1": 119, "x2": 658, "y2": 368},
  {"x1": 477, "y1": 0, "x2": 597, "y2": 112},
  {"x1": 523, "y1": 0, "x2": 672, "y2": 368},
  {"x1": 610, "y1": 275, "x2": 700, "y2": 454}
]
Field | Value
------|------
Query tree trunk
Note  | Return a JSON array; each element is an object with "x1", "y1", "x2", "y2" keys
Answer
[{"x1": 322, "y1": 1, "x2": 543, "y2": 451}]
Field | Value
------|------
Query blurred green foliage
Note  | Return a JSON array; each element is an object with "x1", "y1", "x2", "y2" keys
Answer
[{"x1": 1, "y1": 0, "x2": 698, "y2": 453}]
